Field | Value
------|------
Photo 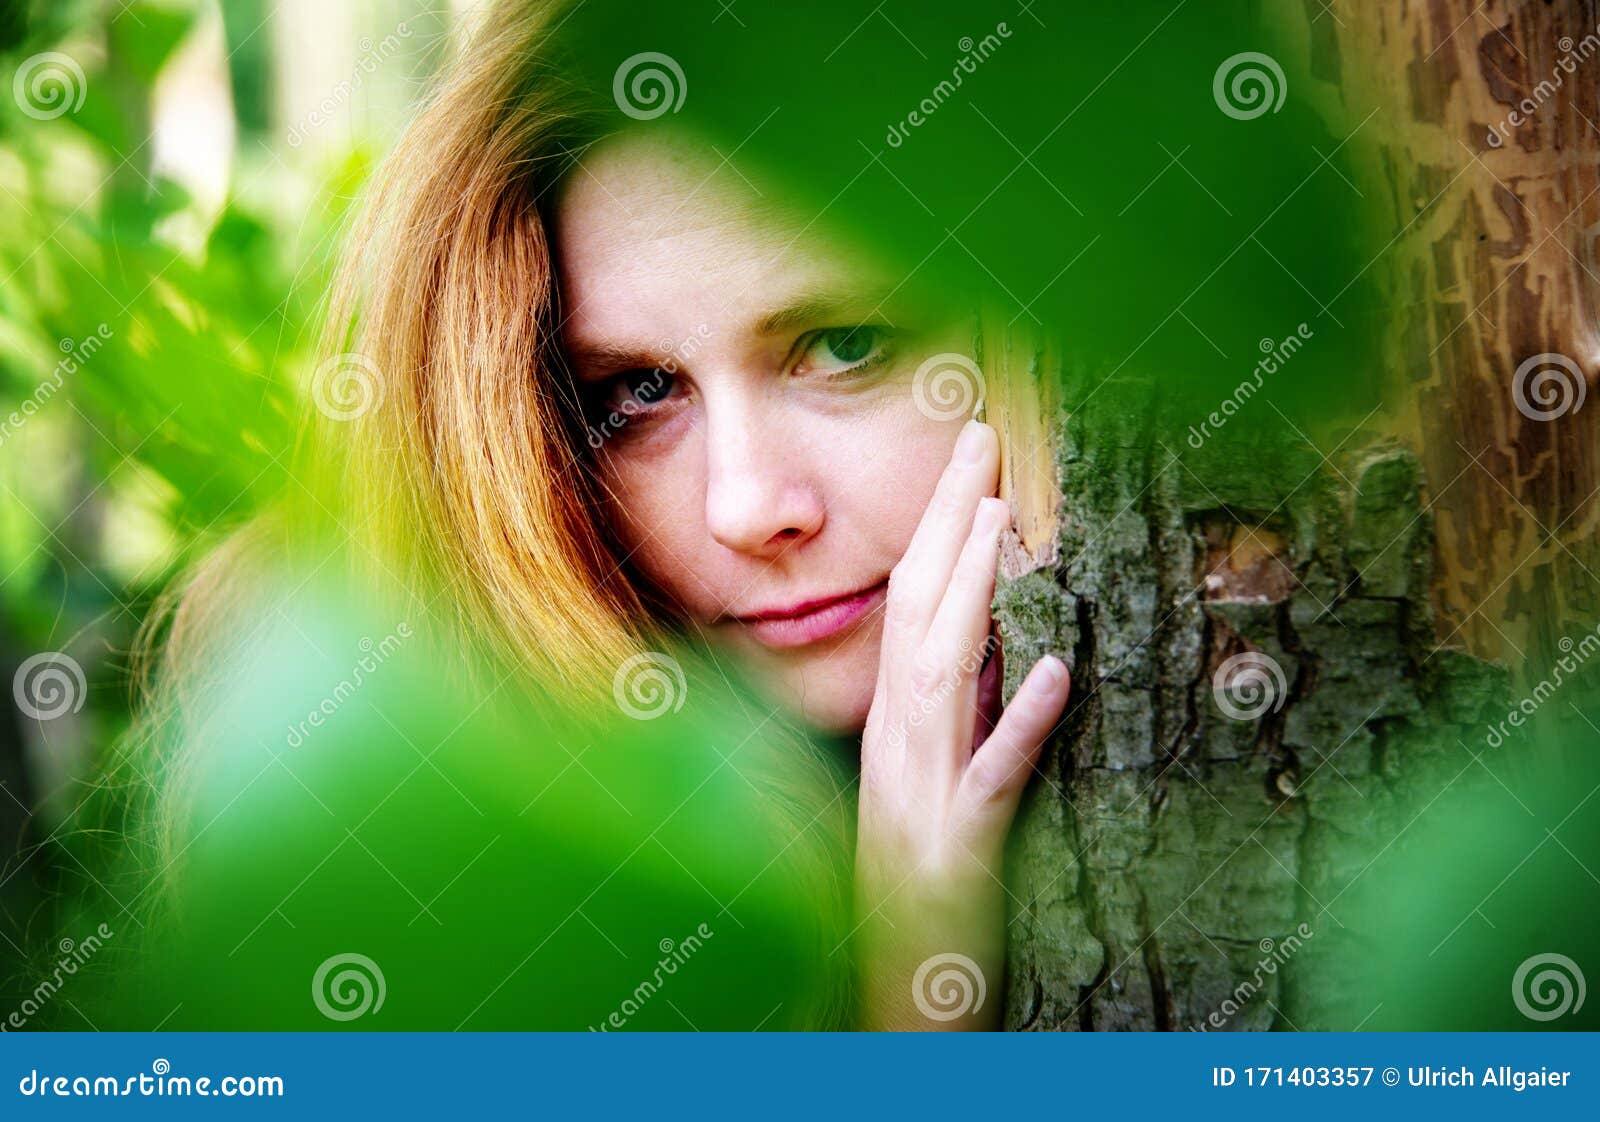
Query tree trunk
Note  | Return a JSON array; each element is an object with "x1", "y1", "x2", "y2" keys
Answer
[{"x1": 998, "y1": 0, "x2": 1595, "y2": 1031}]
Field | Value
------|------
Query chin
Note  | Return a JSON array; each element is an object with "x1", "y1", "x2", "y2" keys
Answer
[
  {"x1": 771, "y1": 646, "x2": 877, "y2": 738},
  {"x1": 719, "y1": 622, "x2": 880, "y2": 738},
  {"x1": 791, "y1": 689, "x2": 872, "y2": 738}
]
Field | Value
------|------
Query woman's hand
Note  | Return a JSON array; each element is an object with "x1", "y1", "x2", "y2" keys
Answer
[{"x1": 854, "y1": 419, "x2": 1071, "y2": 1031}]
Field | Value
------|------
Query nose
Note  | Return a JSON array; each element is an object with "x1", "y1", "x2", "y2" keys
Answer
[{"x1": 702, "y1": 399, "x2": 824, "y2": 559}]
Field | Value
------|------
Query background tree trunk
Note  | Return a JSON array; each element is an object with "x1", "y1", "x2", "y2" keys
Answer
[{"x1": 998, "y1": 0, "x2": 1597, "y2": 1031}]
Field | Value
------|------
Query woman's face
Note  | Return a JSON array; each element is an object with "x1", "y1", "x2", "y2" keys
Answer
[{"x1": 556, "y1": 131, "x2": 972, "y2": 734}]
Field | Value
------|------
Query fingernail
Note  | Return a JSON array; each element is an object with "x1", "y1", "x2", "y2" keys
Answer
[
  {"x1": 956, "y1": 421, "x2": 988, "y2": 465},
  {"x1": 1036, "y1": 655, "x2": 1066, "y2": 688},
  {"x1": 981, "y1": 497, "x2": 1009, "y2": 533}
]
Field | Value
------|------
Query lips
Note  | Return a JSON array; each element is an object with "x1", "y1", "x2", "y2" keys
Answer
[{"x1": 733, "y1": 580, "x2": 888, "y2": 650}]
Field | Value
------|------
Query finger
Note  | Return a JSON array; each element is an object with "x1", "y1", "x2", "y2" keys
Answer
[
  {"x1": 906, "y1": 497, "x2": 1006, "y2": 777},
  {"x1": 880, "y1": 421, "x2": 999, "y2": 664},
  {"x1": 952, "y1": 655, "x2": 1070, "y2": 849}
]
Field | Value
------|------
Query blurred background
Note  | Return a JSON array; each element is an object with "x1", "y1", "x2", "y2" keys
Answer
[{"x1": 0, "y1": 0, "x2": 466, "y2": 974}]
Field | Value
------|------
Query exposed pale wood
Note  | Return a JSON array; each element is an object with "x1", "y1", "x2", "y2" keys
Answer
[{"x1": 979, "y1": 313, "x2": 1061, "y2": 578}]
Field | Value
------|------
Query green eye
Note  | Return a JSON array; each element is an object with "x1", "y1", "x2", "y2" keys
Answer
[
  {"x1": 821, "y1": 327, "x2": 876, "y2": 365},
  {"x1": 796, "y1": 325, "x2": 892, "y2": 377}
]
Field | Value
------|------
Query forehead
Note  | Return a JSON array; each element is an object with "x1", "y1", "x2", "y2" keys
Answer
[{"x1": 552, "y1": 130, "x2": 874, "y2": 347}]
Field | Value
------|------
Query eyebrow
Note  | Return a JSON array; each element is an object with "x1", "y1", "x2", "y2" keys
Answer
[
  {"x1": 565, "y1": 339, "x2": 663, "y2": 375},
  {"x1": 754, "y1": 288, "x2": 882, "y2": 337},
  {"x1": 565, "y1": 286, "x2": 889, "y2": 377}
]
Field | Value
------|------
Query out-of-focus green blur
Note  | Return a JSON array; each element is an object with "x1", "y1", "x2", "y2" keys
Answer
[
  {"x1": 0, "y1": 1, "x2": 861, "y2": 1032},
  {"x1": 0, "y1": 0, "x2": 439, "y2": 824}
]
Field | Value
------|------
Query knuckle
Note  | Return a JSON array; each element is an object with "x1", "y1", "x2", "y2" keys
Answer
[
  {"x1": 907, "y1": 645, "x2": 945, "y2": 700},
  {"x1": 908, "y1": 646, "x2": 940, "y2": 691},
  {"x1": 969, "y1": 756, "x2": 1020, "y2": 803},
  {"x1": 885, "y1": 583, "x2": 920, "y2": 632},
  {"x1": 948, "y1": 565, "x2": 983, "y2": 603},
  {"x1": 934, "y1": 491, "x2": 966, "y2": 524}
]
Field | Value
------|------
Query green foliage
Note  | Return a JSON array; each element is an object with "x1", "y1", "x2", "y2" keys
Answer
[{"x1": 0, "y1": 1, "x2": 374, "y2": 734}]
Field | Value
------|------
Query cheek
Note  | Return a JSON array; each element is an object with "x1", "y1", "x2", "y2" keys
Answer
[
  {"x1": 597, "y1": 444, "x2": 715, "y2": 609},
  {"x1": 831, "y1": 402, "x2": 963, "y2": 560}
]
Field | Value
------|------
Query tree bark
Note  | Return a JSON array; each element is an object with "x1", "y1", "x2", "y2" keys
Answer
[{"x1": 997, "y1": 0, "x2": 1595, "y2": 1031}]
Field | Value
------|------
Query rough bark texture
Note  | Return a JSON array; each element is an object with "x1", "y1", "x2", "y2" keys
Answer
[
  {"x1": 996, "y1": 401, "x2": 1506, "y2": 1030},
  {"x1": 1295, "y1": 0, "x2": 1600, "y2": 675},
  {"x1": 997, "y1": 0, "x2": 1596, "y2": 1030}
]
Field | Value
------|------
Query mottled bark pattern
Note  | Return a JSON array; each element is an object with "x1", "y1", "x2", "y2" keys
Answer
[
  {"x1": 997, "y1": 401, "x2": 1505, "y2": 1031},
  {"x1": 1298, "y1": 0, "x2": 1600, "y2": 674},
  {"x1": 992, "y1": 0, "x2": 1589, "y2": 1034}
]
